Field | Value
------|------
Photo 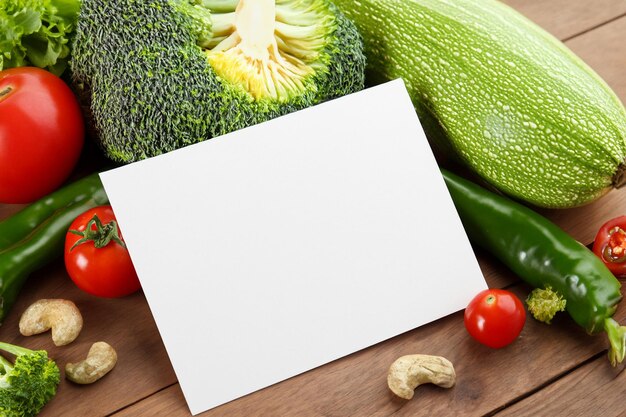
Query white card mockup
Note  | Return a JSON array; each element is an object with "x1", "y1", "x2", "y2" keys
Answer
[{"x1": 99, "y1": 79, "x2": 487, "y2": 415}]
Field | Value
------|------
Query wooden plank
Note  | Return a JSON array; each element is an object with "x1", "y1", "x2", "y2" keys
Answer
[
  {"x1": 539, "y1": 188, "x2": 626, "y2": 247},
  {"x1": 566, "y1": 16, "x2": 626, "y2": 106},
  {"x1": 113, "y1": 281, "x2": 626, "y2": 417},
  {"x1": 495, "y1": 354, "x2": 626, "y2": 416},
  {"x1": 0, "y1": 263, "x2": 177, "y2": 416},
  {"x1": 502, "y1": 0, "x2": 626, "y2": 40}
]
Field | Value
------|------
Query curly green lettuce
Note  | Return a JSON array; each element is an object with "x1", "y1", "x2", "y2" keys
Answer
[{"x1": 0, "y1": 0, "x2": 81, "y2": 75}]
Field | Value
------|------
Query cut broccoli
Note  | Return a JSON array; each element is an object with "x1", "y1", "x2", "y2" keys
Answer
[
  {"x1": 0, "y1": 342, "x2": 60, "y2": 417},
  {"x1": 70, "y1": 0, "x2": 366, "y2": 163},
  {"x1": 526, "y1": 286, "x2": 567, "y2": 324}
]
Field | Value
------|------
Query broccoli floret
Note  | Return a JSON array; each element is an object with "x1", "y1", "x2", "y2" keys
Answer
[
  {"x1": 526, "y1": 286, "x2": 567, "y2": 324},
  {"x1": 0, "y1": 342, "x2": 60, "y2": 417},
  {"x1": 70, "y1": 0, "x2": 366, "y2": 163}
]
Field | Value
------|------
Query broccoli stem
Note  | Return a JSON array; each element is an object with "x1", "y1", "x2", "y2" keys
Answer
[
  {"x1": 202, "y1": 0, "x2": 239, "y2": 13},
  {"x1": 0, "y1": 353, "x2": 13, "y2": 374},
  {"x1": 0, "y1": 341, "x2": 35, "y2": 358}
]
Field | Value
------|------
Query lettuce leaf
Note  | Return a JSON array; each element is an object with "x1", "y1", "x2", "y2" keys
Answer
[{"x1": 0, "y1": 0, "x2": 81, "y2": 75}]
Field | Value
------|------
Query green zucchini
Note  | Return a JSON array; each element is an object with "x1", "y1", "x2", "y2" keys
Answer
[{"x1": 333, "y1": 0, "x2": 626, "y2": 208}]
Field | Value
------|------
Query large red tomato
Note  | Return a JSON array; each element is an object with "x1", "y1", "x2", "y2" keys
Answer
[
  {"x1": 0, "y1": 67, "x2": 84, "y2": 203},
  {"x1": 65, "y1": 206, "x2": 141, "y2": 298},
  {"x1": 464, "y1": 289, "x2": 526, "y2": 349}
]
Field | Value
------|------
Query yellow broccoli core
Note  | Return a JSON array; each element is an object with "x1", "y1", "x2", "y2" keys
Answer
[{"x1": 205, "y1": 0, "x2": 333, "y2": 101}]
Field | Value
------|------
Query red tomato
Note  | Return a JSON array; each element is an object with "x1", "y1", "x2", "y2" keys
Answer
[
  {"x1": 64, "y1": 206, "x2": 140, "y2": 298},
  {"x1": 0, "y1": 67, "x2": 84, "y2": 203},
  {"x1": 592, "y1": 215, "x2": 626, "y2": 278},
  {"x1": 464, "y1": 289, "x2": 526, "y2": 349}
]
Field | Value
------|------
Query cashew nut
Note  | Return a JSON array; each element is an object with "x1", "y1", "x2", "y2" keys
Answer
[
  {"x1": 66, "y1": 342, "x2": 117, "y2": 384},
  {"x1": 387, "y1": 354, "x2": 456, "y2": 400},
  {"x1": 19, "y1": 299, "x2": 83, "y2": 346}
]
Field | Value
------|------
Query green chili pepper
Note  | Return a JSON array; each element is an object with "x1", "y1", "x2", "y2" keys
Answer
[
  {"x1": 0, "y1": 174, "x2": 109, "y2": 323},
  {"x1": 0, "y1": 174, "x2": 107, "y2": 251},
  {"x1": 441, "y1": 169, "x2": 626, "y2": 366}
]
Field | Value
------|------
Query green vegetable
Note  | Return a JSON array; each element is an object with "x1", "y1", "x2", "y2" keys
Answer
[
  {"x1": 526, "y1": 286, "x2": 567, "y2": 324},
  {"x1": 0, "y1": 174, "x2": 107, "y2": 251},
  {"x1": 0, "y1": 173, "x2": 109, "y2": 323},
  {"x1": 333, "y1": 0, "x2": 626, "y2": 208},
  {"x1": 0, "y1": 341, "x2": 60, "y2": 417},
  {"x1": 441, "y1": 169, "x2": 626, "y2": 366},
  {"x1": 0, "y1": 0, "x2": 81, "y2": 75},
  {"x1": 70, "y1": 0, "x2": 366, "y2": 163}
]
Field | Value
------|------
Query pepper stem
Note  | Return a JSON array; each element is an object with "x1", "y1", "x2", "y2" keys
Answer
[
  {"x1": 69, "y1": 214, "x2": 126, "y2": 251},
  {"x1": 604, "y1": 317, "x2": 626, "y2": 366}
]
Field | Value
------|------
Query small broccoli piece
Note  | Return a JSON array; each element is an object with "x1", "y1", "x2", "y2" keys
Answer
[
  {"x1": 0, "y1": 342, "x2": 60, "y2": 417},
  {"x1": 70, "y1": 0, "x2": 366, "y2": 163},
  {"x1": 526, "y1": 286, "x2": 567, "y2": 324}
]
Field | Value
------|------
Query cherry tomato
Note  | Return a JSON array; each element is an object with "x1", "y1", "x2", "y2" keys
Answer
[
  {"x1": 0, "y1": 67, "x2": 84, "y2": 204},
  {"x1": 64, "y1": 205, "x2": 140, "y2": 298},
  {"x1": 592, "y1": 215, "x2": 626, "y2": 278},
  {"x1": 464, "y1": 289, "x2": 526, "y2": 349}
]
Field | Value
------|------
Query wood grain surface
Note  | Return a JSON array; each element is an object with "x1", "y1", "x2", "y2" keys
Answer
[
  {"x1": 0, "y1": 1, "x2": 625, "y2": 416},
  {"x1": 503, "y1": 0, "x2": 626, "y2": 40}
]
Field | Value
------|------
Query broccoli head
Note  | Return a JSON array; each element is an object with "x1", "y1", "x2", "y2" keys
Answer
[
  {"x1": 70, "y1": 0, "x2": 366, "y2": 163},
  {"x1": 0, "y1": 342, "x2": 60, "y2": 417}
]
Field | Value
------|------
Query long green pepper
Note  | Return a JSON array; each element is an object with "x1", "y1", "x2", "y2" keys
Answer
[
  {"x1": 442, "y1": 169, "x2": 626, "y2": 365},
  {"x1": 0, "y1": 174, "x2": 107, "y2": 250},
  {"x1": 0, "y1": 173, "x2": 109, "y2": 323}
]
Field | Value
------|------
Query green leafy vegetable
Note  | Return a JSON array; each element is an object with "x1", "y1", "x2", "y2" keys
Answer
[
  {"x1": 0, "y1": 0, "x2": 81, "y2": 75},
  {"x1": 0, "y1": 341, "x2": 60, "y2": 417}
]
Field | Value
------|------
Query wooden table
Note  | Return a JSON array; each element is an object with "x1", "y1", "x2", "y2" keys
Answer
[{"x1": 2, "y1": 1, "x2": 626, "y2": 415}]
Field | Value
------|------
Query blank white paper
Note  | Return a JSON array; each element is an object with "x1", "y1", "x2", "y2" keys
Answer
[{"x1": 99, "y1": 79, "x2": 487, "y2": 415}]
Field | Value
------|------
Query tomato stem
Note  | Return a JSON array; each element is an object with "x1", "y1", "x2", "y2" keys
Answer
[
  {"x1": 0, "y1": 86, "x2": 13, "y2": 102},
  {"x1": 69, "y1": 214, "x2": 127, "y2": 250}
]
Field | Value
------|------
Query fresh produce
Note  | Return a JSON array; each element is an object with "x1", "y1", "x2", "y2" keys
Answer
[
  {"x1": 526, "y1": 287, "x2": 566, "y2": 324},
  {"x1": 0, "y1": 173, "x2": 108, "y2": 323},
  {"x1": 0, "y1": 174, "x2": 105, "y2": 251},
  {"x1": 0, "y1": 341, "x2": 60, "y2": 417},
  {"x1": 333, "y1": 0, "x2": 626, "y2": 208},
  {"x1": 592, "y1": 215, "x2": 626, "y2": 278},
  {"x1": 0, "y1": 67, "x2": 84, "y2": 204},
  {"x1": 65, "y1": 205, "x2": 140, "y2": 298},
  {"x1": 442, "y1": 169, "x2": 626, "y2": 365},
  {"x1": 66, "y1": 341, "x2": 117, "y2": 384},
  {"x1": 0, "y1": 0, "x2": 81, "y2": 75},
  {"x1": 387, "y1": 354, "x2": 455, "y2": 400},
  {"x1": 464, "y1": 289, "x2": 526, "y2": 349},
  {"x1": 70, "y1": 0, "x2": 366, "y2": 163},
  {"x1": 19, "y1": 299, "x2": 83, "y2": 346}
]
